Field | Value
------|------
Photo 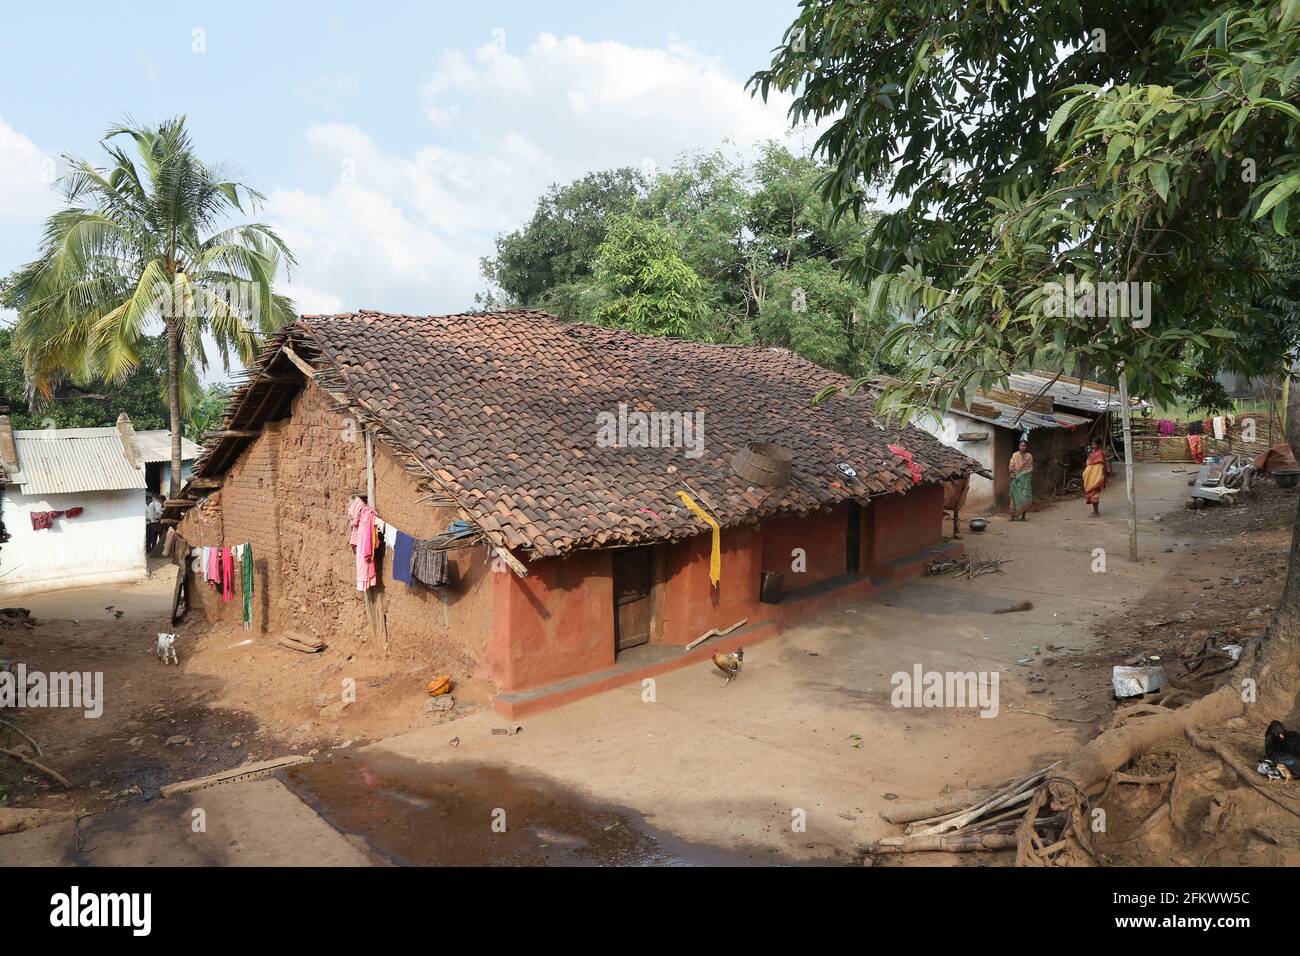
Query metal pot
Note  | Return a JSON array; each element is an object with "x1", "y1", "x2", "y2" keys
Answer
[{"x1": 969, "y1": 517, "x2": 988, "y2": 532}]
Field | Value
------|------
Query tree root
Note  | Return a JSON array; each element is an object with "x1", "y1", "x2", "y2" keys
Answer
[
  {"x1": 1185, "y1": 727, "x2": 1300, "y2": 820},
  {"x1": 0, "y1": 717, "x2": 43, "y2": 757},
  {"x1": 869, "y1": 624, "x2": 1300, "y2": 865},
  {"x1": 0, "y1": 746, "x2": 70, "y2": 788}
]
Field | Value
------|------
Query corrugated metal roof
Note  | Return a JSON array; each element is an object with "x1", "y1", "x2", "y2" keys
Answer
[
  {"x1": 133, "y1": 429, "x2": 203, "y2": 464},
  {"x1": 1008, "y1": 372, "x2": 1149, "y2": 413},
  {"x1": 12, "y1": 428, "x2": 146, "y2": 495},
  {"x1": 951, "y1": 399, "x2": 1092, "y2": 432}
]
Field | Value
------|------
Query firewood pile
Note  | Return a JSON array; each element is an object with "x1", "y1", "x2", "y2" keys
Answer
[
  {"x1": 925, "y1": 554, "x2": 1009, "y2": 579},
  {"x1": 868, "y1": 763, "x2": 1065, "y2": 855}
]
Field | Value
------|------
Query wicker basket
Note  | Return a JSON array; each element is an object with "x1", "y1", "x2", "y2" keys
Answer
[{"x1": 732, "y1": 442, "x2": 793, "y2": 487}]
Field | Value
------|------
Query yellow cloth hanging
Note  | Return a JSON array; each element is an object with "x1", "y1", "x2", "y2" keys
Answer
[{"x1": 677, "y1": 491, "x2": 720, "y2": 587}]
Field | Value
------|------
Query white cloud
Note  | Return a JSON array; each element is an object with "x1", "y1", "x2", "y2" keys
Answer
[
  {"x1": 266, "y1": 33, "x2": 802, "y2": 319},
  {"x1": 418, "y1": 33, "x2": 795, "y2": 207},
  {"x1": 0, "y1": 117, "x2": 59, "y2": 225},
  {"x1": 266, "y1": 181, "x2": 482, "y2": 317}
]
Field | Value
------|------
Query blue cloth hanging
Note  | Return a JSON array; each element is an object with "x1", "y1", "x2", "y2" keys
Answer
[{"x1": 392, "y1": 531, "x2": 416, "y2": 586}]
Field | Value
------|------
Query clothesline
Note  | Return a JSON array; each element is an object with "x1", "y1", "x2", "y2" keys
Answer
[
  {"x1": 1152, "y1": 414, "x2": 1239, "y2": 439},
  {"x1": 195, "y1": 542, "x2": 255, "y2": 628},
  {"x1": 347, "y1": 495, "x2": 452, "y2": 593}
]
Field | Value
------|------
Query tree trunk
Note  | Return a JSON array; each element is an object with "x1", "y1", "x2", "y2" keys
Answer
[
  {"x1": 166, "y1": 316, "x2": 183, "y2": 500},
  {"x1": 1286, "y1": 361, "x2": 1300, "y2": 455},
  {"x1": 1277, "y1": 358, "x2": 1300, "y2": 646}
]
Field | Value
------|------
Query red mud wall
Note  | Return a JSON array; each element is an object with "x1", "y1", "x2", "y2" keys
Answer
[
  {"x1": 865, "y1": 483, "x2": 944, "y2": 566},
  {"x1": 660, "y1": 525, "x2": 764, "y2": 646},
  {"x1": 760, "y1": 505, "x2": 849, "y2": 590},
  {"x1": 489, "y1": 548, "x2": 614, "y2": 692},
  {"x1": 177, "y1": 384, "x2": 494, "y2": 670}
]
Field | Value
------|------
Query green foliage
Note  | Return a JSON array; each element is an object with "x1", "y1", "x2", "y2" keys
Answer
[
  {"x1": 0, "y1": 324, "x2": 170, "y2": 429},
  {"x1": 480, "y1": 168, "x2": 647, "y2": 308},
  {"x1": 592, "y1": 213, "x2": 710, "y2": 337},
  {"x1": 6, "y1": 116, "x2": 296, "y2": 493},
  {"x1": 481, "y1": 141, "x2": 888, "y2": 373},
  {"x1": 756, "y1": 258, "x2": 874, "y2": 375},
  {"x1": 184, "y1": 380, "x2": 232, "y2": 442},
  {"x1": 751, "y1": 1, "x2": 1300, "y2": 416}
]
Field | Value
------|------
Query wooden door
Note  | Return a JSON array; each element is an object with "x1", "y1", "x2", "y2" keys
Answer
[{"x1": 613, "y1": 547, "x2": 653, "y2": 652}]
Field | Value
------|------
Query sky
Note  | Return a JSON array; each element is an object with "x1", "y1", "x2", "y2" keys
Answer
[{"x1": 0, "y1": 1, "x2": 808, "y2": 381}]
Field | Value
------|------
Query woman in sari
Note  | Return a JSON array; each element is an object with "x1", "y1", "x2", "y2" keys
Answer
[
  {"x1": 1083, "y1": 437, "x2": 1106, "y2": 517},
  {"x1": 1009, "y1": 439, "x2": 1033, "y2": 520}
]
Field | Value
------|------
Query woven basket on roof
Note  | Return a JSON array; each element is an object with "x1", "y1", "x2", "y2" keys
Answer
[{"x1": 731, "y1": 442, "x2": 793, "y2": 487}]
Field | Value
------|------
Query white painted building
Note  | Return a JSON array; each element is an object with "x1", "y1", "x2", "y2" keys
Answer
[
  {"x1": 0, "y1": 415, "x2": 194, "y2": 597},
  {"x1": 913, "y1": 372, "x2": 1131, "y2": 514},
  {"x1": 914, "y1": 410, "x2": 1000, "y2": 511}
]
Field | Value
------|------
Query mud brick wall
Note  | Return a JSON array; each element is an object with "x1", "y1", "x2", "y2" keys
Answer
[
  {"x1": 178, "y1": 383, "x2": 495, "y2": 672},
  {"x1": 178, "y1": 491, "x2": 223, "y2": 546}
]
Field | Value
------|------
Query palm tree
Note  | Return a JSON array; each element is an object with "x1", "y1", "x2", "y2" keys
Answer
[{"x1": 8, "y1": 116, "x2": 296, "y2": 498}]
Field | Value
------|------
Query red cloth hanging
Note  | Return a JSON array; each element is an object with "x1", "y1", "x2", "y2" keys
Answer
[
  {"x1": 221, "y1": 547, "x2": 235, "y2": 603},
  {"x1": 887, "y1": 444, "x2": 924, "y2": 485},
  {"x1": 30, "y1": 508, "x2": 84, "y2": 530}
]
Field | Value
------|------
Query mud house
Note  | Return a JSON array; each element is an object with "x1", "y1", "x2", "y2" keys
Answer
[
  {"x1": 915, "y1": 373, "x2": 1145, "y2": 512},
  {"x1": 170, "y1": 311, "x2": 977, "y2": 714},
  {"x1": 0, "y1": 414, "x2": 171, "y2": 595}
]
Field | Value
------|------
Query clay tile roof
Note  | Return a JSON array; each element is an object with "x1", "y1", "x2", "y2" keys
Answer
[{"x1": 198, "y1": 310, "x2": 979, "y2": 558}]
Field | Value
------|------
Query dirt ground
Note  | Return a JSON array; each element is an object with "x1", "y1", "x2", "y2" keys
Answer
[
  {"x1": 1082, "y1": 477, "x2": 1300, "y2": 867},
  {"x1": 0, "y1": 557, "x2": 491, "y2": 818},
  {"x1": 2, "y1": 463, "x2": 1297, "y2": 866}
]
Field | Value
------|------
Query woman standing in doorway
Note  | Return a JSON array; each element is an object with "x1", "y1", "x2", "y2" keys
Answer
[
  {"x1": 1009, "y1": 438, "x2": 1034, "y2": 520},
  {"x1": 1083, "y1": 436, "x2": 1106, "y2": 517}
]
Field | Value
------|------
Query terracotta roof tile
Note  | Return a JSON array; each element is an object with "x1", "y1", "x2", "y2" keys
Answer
[{"x1": 199, "y1": 310, "x2": 979, "y2": 557}]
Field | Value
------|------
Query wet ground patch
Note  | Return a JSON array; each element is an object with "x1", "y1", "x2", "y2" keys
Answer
[{"x1": 281, "y1": 753, "x2": 829, "y2": 866}]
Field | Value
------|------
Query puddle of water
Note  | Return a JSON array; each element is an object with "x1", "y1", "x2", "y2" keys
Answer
[{"x1": 280, "y1": 754, "x2": 815, "y2": 866}]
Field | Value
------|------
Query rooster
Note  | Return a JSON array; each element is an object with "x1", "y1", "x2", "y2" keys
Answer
[
  {"x1": 1265, "y1": 721, "x2": 1300, "y2": 781},
  {"x1": 712, "y1": 647, "x2": 744, "y2": 685}
]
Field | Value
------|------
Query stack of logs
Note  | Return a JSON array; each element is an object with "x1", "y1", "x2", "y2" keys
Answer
[{"x1": 869, "y1": 763, "x2": 1065, "y2": 855}]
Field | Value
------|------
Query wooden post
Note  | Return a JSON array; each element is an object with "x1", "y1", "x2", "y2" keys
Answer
[
  {"x1": 363, "y1": 427, "x2": 388, "y2": 651},
  {"x1": 1118, "y1": 370, "x2": 1138, "y2": 561},
  {"x1": 1283, "y1": 375, "x2": 1290, "y2": 437}
]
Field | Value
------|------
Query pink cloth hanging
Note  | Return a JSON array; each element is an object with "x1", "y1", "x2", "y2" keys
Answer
[
  {"x1": 347, "y1": 498, "x2": 378, "y2": 591},
  {"x1": 206, "y1": 547, "x2": 221, "y2": 588}
]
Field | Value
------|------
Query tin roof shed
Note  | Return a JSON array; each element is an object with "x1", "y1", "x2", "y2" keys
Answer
[{"x1": 9, "y1": 427, "x2": 147, "y2": 495}]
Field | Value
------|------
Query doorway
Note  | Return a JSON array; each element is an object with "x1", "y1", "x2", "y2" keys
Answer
[
  {"x1": 993, "y1": 429, "x2": 1016, "y2": 510},
  {"x1": 613, "y1": 546, "x2": 654, "y2": 652}
]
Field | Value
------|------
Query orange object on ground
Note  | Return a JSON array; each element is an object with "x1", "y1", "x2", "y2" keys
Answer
[
  {"x1": 1187, "y1": 434, "x2": 1204, "y2": 463},
  {"x1": 426, "y1": 675, "x2": 453, "y2": 697}
]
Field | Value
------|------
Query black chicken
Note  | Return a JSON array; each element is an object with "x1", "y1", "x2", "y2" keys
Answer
[{"x1": 1265, "y1": 721, "x2": 1300, "y2": 780}]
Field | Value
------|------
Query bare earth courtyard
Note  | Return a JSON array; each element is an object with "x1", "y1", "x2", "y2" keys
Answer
[{"x1": 1, "y1": 464, "x2": 1293, "y2": 866}]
